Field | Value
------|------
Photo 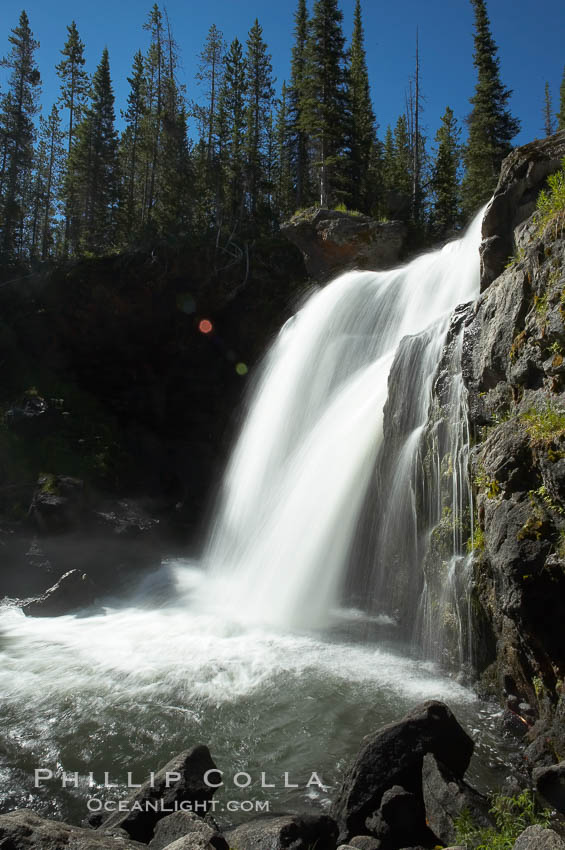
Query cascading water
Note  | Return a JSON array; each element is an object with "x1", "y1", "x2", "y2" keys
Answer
[
  {"x1": 204, "y1": 208, "x2": 483, "y2": 633},
  {"x1": 0, "y1": 207, "x2": 499, "y2": 827}
]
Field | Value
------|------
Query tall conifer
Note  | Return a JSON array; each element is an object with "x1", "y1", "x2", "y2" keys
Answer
[
  {"x1": 431, "y1": 106, "x2": 461, "y2": 237},
  {"x1": 244, "y1": 19, "x2": 275, "y2": 217},
  {"x1": 348, "y1": 0, "x2": 376, "y2": 212},
  {"x1": 557, "y1": 66, "x2": 565, "y2": 131},
  {"x1": 462, "y1": 0, "x2": 519, "y2": 216},
  {"x1": 301, "y1": 0, "x2": 348, "y2": 207},
  {"x1": 288, "y1": 0, "x2": 310, "y2": 208},
  {"x1": 0, "y1": 11, "x2": 41, "y2": 263}
]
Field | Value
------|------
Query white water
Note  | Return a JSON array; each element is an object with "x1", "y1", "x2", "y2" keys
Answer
[{"x1": 205, "y1": 210, "x2": 483, "y2": 629}]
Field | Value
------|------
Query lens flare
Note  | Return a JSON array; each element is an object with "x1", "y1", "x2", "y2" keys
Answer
[
  {"x1": 198, "y1": 319, "x2": 213, "y2": 334},
  {"x1": 235, "y1": 362, "x2": 248, "y2": 376}
]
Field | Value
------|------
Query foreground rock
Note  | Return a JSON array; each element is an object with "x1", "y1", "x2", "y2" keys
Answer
[
  {"x1": 225, "y1": 814, "x2": 338, "y2": 850},
  {"x1": 148, "y1": 811, "x2": 227, "y2": 850},
  {"x1": 101, "y1": 746, "x2": 217, "y2": 842},
  {"x1": 331, "y1": 700, "x2": 474, "y2": 842},
  {"x1": 421, "y1": 753, "x2": 492, "y2": 845},
  {"x1": 22, "y1": 568, "x2": 97, "y2": 616},
  {"x1": 534, "y1": 761, "x2": 565, "y2": 814},
  {"x1": 0, "y1": 809, "x2": 146, "y2": 849},
  {"x1": 513, "y1": 824, "x2": 565, "y2": 849},
  {"x1": 281, "y1": 207, "x2": 406, "y2": 281}
]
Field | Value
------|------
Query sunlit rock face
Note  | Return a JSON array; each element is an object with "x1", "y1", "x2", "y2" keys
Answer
[{"x1": 281, "y1": 206, "x2": 407, "y2": 281}]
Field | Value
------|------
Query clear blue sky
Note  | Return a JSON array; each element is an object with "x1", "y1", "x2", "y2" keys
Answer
[{"x1": 1, "y1": 0, "x2": 564, "y2": 148}]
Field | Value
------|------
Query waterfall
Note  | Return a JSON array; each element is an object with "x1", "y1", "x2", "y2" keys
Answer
[{"x1": 204, "y1": 208, "x2": 484, "y2": 634}]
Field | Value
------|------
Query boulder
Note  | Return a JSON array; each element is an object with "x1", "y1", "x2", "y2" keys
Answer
[
  {"x1": 480, "y1": 129, "x2": 565, "y2": 290},
  {"x1": 330, "y1": 700, "x2": 474, "y2": 841},
  {"x1": 101, "y1": 746, "x2": 218, "y2": 843},
  {"x1": 148, "y1": 811, "x2": 227, "y2": 850},
  {"x1": 281, "y1": 207, "x2": 406, "y2": 281},
  {"x1": 225, "y1": 814, "x2": 338, "y2": 850},
  {"x1": 421, "y1": 753, "x2": 492, "y2": 845},
  {"x1": 364, "y1": 785, "x2": 427, "y2": 846},
  {"x1": 513, "y1": 825, "x2": 565, "y2": 849},
  {"x1": 533, "y1": 761, "x2": 565, "y2": 814},
  {"x1": 22, "y1": 568, "x2": 97, "y2": 616},
  {"x1": 0, "y1": 808, "x2": 147, "y2": 849}
]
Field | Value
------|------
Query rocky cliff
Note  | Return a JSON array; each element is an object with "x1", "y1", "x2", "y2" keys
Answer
[{"x1": 425, "y1": 131, "x2": 565, "y2": 741}]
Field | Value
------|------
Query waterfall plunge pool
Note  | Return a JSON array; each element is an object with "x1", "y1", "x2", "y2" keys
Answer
[{"x1": 0, "y1": 559, "x2": 512, "y2": 829}]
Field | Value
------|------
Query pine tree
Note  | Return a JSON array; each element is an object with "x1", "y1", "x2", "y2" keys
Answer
[
  {"x1": 216, "y1": 37, "x2": 247, "y2": 230},
  {"x1": 155, "y1": 9, "x2": 192, "y2": 236},
  {"x1": 119, "y1": 51, "x2": 147, "y2": 240},
  {"x1": 392, "y1": 115, "x2": 412, "y2": 197},
  {"x1": 543, "y1": 82, "x2": 556, "y2": 137},
  {"x1": 462, "y1": 0, "x2": 520, "y2": 216},
  {"x1": 69, "y1": 48, "x2": 119, "y2": 253},
  {"x1": 348, "y1": 0, "x2": 376, "y2": 212},
  {"x1": 431, "y1": 106, "x2": 461, "y2": 237},
  {"x1": 56, "y1": 21, "x2": 90, "y2": 251},
  {"x1": 0, "y1": 11, "x2": 41, "y2": 264},
  {"x1": 381, "y1": 125, "x2": 395, "y2": 195},
  {"x1": 288, "y1": 0, "x2": 310, "y2": 208},
  {"x1": 142, "y1": 4, "x2": 166, "y2": 225},
  {"x1": 273, "y1": 82, "x2": 294, "y2": 220},
  {"x1": 195, "y1": 25, "x2": 226, "y2": 166},
  {"x1": 300, "y1": 0, "x2": 348, "y2": 207},
  {"x1": 34, "y1": 105, "x2": 64, "y2": 258},
  {"x1": 244, "y1": 19, "x2": 275, "y2": 218},
  {"x1": 557, "y1": 66, "x2": 565, "y2": 131}
]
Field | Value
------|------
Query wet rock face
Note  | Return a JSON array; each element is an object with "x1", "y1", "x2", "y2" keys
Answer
[
  {"x1": 281, "y1": 208, "x2": 407, "y2": 281},
  {"x1": 480, "y1": 129, "x2": 565, "y2": 291},
  {"x1": 434, "y1": 132, "x2": 565, "y2": 745}
]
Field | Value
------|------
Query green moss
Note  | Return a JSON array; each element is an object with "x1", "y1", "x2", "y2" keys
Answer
[
  {"x1": 333, "y1": 202, "x2": 364, "y2": 217},
  {"x1": 517, "y1": 513, "x2": 544, "y2": 541},
  {"x1": 536, "y1": 156, "x2": 565, "y2": 238},
  {"x1": 455, "y1": 790, "x2": 551, "y2": 850},
  {"x1": 520, "y1": 401, "x2": 565, "y2": 446},
  {"x1": 534, "y1": 291, "x2": 549, "y2": 321},
  {"x1": 467, "y1": 524, "x2": 486, "y2": 554},
  {"x1": 474, "y1": 464, "x2": 500, "y2": 499},
  {"x1": 504, "y1": 246, "x2": 525, "y2": 269},
  {"x1": 509, "y1": 329, "x2": 527, "y2": 361}
]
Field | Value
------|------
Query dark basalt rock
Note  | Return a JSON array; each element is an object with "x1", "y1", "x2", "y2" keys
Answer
[
  {"x1": 421, "y1": 753, "x2": 492, "y2": 846},
  {"x1": 22, "y1": 568, "x2": 97, "y2": 616},
  {"x1": 480, "y1": 129, "x2": 565, "y2": 291},
  {"x1": 281, "y1": 207, "x2": 407, "y2": 282},
  {"x1": 364, "y1": 784, "x2": 427, "y2": 847},
  {"x1": 148, "y1": 811, "x2": 228, "y2": 850},
  {"x1": 533, "y1": 760, "x2": 565, "y2": 814},
  {"x1": 330, "y1": 700, "x2": 473, "y2": 842},
  {"x1": 101, "y1": 746, "x2": 218, "y2": 843},
  {"x1": 225, "y1": 814, "x2": 339, "y2": 850},
  {"x1": 0, "y1": 808, "x2": 147, "y2": 849}
]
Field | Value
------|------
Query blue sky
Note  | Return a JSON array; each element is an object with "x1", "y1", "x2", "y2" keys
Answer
[{"x1": 1, "y1": 0, "x2": 564, "y2": 148}]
